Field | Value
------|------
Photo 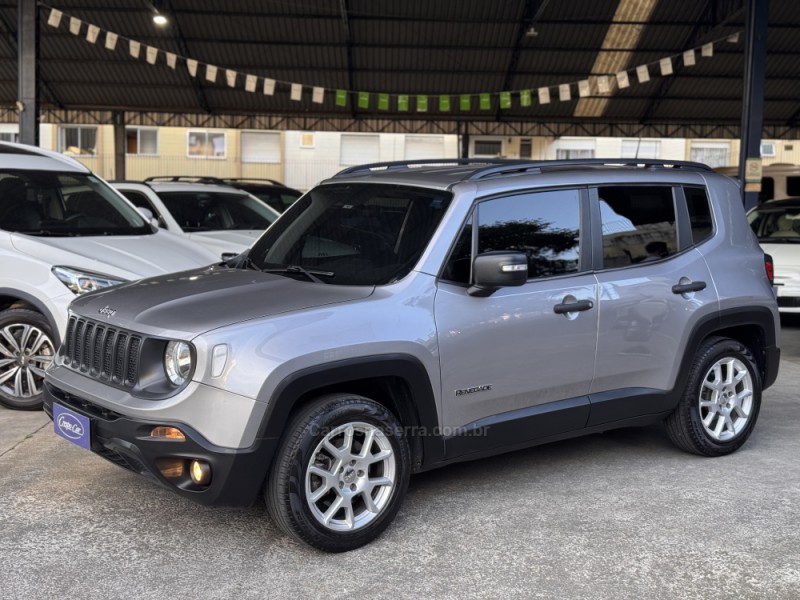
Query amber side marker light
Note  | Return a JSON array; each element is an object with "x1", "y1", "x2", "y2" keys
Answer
[
  {"x1": 190, "y1": 460, "x2": 212, "y2": 485},
  {"x1": 150, "y1": 426, "x2": 186, "y2": 440}
]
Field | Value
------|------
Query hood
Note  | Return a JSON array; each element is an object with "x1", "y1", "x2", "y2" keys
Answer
[
  {"x1": 187, "y1": 230, "x2": 263, "y2": 257},
  {"x1": 69, "y1": 266, "x2": 375, "y2": 337},
  {"x1": 758, "y1": 242, "x2": 800, "y2": 268},
  {"x1": 12, "y1": 231, "x2": 218, "y2": 281}
]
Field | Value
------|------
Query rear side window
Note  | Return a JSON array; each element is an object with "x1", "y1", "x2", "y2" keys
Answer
[
  {"x1": 761, "y1": 177, "x2": 775, "y2": 202},
  {"x1": 684, "y1": 186, "x2": 713, "y2": 244},
  {"x1": 787, "y1": 177, "x2": 800, "y2": 197},
  {"x1": 598, "y1": 186, "x2": 677, "y2": 268}
]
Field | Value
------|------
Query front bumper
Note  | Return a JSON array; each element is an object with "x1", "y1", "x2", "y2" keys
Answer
[{"x1": 43, "y1": 382, "x2": 278, "y2": 507}]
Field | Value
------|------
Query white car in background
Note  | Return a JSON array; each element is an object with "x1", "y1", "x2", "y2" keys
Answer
[
  {"x1": 111, "y1": 180, "x2": 281, "y2": 258},
  {"x1": 747, "y1": 197, "x2": 800, "y2": 313},
  {"x1": 0, "y1": 142, "x2": 218, "y2": 410}
]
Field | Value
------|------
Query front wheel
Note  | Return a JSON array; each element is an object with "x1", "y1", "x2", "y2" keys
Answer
[
  {"x1": 0, "y1": 308, "x2": 56, "y2": 410},
  {"x1": 266, "y1": 393, "x2": 410, "y2": 552},
  {"x1": 665, "y1": 337, "x2": 761, "y2": 456}
]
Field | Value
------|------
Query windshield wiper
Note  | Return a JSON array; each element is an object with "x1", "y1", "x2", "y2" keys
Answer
[{"x1": 261, "y1": 265, "x2": 335, "y2": 283}]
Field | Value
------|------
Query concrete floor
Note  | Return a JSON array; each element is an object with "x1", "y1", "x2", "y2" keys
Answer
[{"x1": 2, "y1": 319, "x2": 800, "y2": 599}]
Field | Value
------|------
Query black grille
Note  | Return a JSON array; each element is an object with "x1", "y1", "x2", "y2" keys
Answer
[
  {"x1": 777, "y1": 296, "x2": 800, "y2": 307},
  {"x1": 62, "y1": 316, "x2": 142, "y2": 387}
]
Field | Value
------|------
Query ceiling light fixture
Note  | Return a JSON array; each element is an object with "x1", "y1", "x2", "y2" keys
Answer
[{"x1": 153, "y1": 11, "x2": 168, "y2": 26}]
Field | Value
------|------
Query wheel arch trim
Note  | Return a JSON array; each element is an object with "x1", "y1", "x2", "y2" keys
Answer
[{"x1": 0, "y1": 287, "x2": 62, "y2": 347}]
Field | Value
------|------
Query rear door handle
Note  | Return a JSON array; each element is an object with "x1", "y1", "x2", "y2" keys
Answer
[
  {"x1": 672, "y1": 280, "x2": 706, "y2": 294},
  {"x1": 553, "y1": 299, "x2": 594, "y2": 314}
]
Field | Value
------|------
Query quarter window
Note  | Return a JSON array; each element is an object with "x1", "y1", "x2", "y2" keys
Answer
[
  {"x1": 598, "y1": 186, "x2": 677, "y2": 268},
  {"x1": 684, "y1": 187, "x2": 713, "y2": 245}
]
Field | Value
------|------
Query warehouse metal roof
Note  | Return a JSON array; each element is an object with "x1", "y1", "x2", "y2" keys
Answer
[{"x1": 0, "y1": 0, "x2": 798, "y2": 137}]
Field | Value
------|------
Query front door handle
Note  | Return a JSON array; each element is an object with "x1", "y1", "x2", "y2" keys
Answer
[
  {"x1": 672, "y1": 280, "x2": 706, "y2": 295},
  {"x1": 553, "y1": 299, "x2": 594, "y2": 314}
]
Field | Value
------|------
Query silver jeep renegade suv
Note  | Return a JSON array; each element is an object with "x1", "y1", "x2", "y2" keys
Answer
[{"x1": 44, "y1": 159, "x2": 780, "y2": 552}]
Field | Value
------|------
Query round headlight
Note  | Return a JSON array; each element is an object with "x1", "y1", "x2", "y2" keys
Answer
[{"x1": 164, "y1": 341, "x2": 193, "y2": 386}]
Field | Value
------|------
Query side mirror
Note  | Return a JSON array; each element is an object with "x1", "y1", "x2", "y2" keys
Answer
[
  {"x1": 468, "y1": 251, "x2": 528, "y2": 297},
  {"x1": 136, "y1": 206, "x2": 161, "y2": 230}
]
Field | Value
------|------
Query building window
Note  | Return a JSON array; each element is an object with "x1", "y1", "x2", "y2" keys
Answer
[
  {"x1": 126, "y1": 128, "x2": 158, "y2": 156},
  {"x1": 473, "y1": 139, "x2": 503, "y2": 157},
  {"x1": 760, "y1": 142, "x2": 776, "y2": 157},
  {"x1": 241, "y1": 131, "x2": 281, "y2": 163},
  {"x1": 0, "y1": 132, "x2": 19, "y2": 143},
  {"x1": 300, "y1": 132, "x2": 315, "y2": 148},
  {"x1": 621, "y1": 139, "x2": 660, "y2": 159},
  {"x1": 340, "y1": 134, "x2": 380, "y2": 166},
  {"x1": 187, "y1": 130, "x2": 226, "y2": 159},
  {"x1": 59, "y1": 126, "x2": 97, "y2": 156},
  {"x1": 554, "y1": 138, "x2": 595, "y2": 160},
  {"x1": 519, "y1": 139, "x2": 532, "y2": 159},
  {"x1": 690, "y1": 142, "x2": 729, "y2": 168}
]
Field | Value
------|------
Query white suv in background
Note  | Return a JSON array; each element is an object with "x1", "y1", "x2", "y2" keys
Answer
[
  {"x1": 0, "y1": 142, "x2": 218, "y2": 410},
  {"x1": 111, "y1": 180, "x2": 281, "y2": 258}
]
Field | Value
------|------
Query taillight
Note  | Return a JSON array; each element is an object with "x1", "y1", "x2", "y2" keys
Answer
[{"x1": 764, "y1": 253, "x2": 774, "y2": 285}]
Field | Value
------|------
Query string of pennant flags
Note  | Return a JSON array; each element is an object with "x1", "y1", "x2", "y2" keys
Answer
[{"x1": 43, "y1": 3, "x2": 742, "y2": 113}]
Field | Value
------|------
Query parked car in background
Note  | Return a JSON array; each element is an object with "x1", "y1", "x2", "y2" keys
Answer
[
  {"x1": 748, "y1": 197, "x2": 800, "y2": 312},
  {"x1": 111, "y1": 180, "x2": 281, "y2": 258},
  {"x1": 0, "y1": 142, "x2": 218, "y2": 410},
  {"x1": 717, "y1": 163, "x2": 800, "y2": 204}
]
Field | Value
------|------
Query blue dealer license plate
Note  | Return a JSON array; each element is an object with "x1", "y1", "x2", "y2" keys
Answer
[{"x1": 53, "y1": 403, "x2": 91, "y2": 450}]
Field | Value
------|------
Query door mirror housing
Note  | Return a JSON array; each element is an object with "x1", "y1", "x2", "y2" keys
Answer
[
  {"x1": 468, "y1": 251, "x2": 528, "y2": 297},
  {"x1": 136, "y1": 206, "x2": 160, "y2": 231}
]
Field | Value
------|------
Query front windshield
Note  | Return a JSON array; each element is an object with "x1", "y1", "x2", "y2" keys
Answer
[
  {"x1": 159, "y1": 191, "x2": 278, "y2": 232},
  {"x1": 247, "y1": 183, "x2": 452, "y2": 285},
  {"x1": 748, "y1": 206, "x2": 800, "y2": 242},
  {"x1": 0, "y1": 170, "x2": 152, "y2": 236}
]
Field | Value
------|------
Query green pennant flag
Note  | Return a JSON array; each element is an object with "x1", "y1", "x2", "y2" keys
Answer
[
  {"x1": 358, "y1": 92, "x2": 370, "y2": 109},
  {"x1": 397, "y1": 95, "x2": 409, "y2": 111},
  {"x1": 459, "y1": 95, "x2": 471, "y2": 111},
  {"x1": 519, "y1": 89, "x2": 532, "y2": 107},
  {"x1": 378, "y1": 93, "x2": 390, "y2": 110},
  {"x1": 417, "y1": 95, "x2": 428, "y2": 112},
  {"x1": 439, "y1": 95, "x2": 451, "y2": 112},
  {"x1": 335, "y1": 90, "x2": 347, "y2": 107},
  {"x1": 499, "y1": 91, "x2": 512, "y2": 109},
  {"x1": 479, "y1": 93, "x2": 491, "y2": 110}
]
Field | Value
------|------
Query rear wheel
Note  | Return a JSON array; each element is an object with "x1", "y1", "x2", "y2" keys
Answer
[
  {"x1": 0, "y1": 308, "x2": 56, "y2": 410},
  {"x1": 665, "y1": 337, "x2": 761, "y2": 456},
  {"x1": 266, "y1": 393, "x2": 410, "y2": 552}
]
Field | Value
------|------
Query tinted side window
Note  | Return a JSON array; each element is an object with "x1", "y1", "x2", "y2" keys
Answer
[
  {"x1": 442, "y1": 217, "x2": 473, "y2": 284},
  {"x1": 684, "y1": 186, "x2": 713, "y2": 244},
  {"x1": 786, "y1": 177, "x2": 800, "y2": 197},
  {"x1": 476, "y1": 189, "x2": 581, "y2": 279},
  {"x1": 761, "y1": 177, "x2": 775, "y2": 202},
  {"x1": 598, "y1": 186, "x2": 676, "y2": 268}
]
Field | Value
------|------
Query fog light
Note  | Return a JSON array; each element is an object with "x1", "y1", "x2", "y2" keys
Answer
[
  {"x1": 190, "y1": 460, "x2": 211, "y2": 485},
  {"x1": 150, "y1": 426, "x2": 186, "y2": 440},
  {"x1": 155, "y1": 458, "x2": 185, "y2": 479}
]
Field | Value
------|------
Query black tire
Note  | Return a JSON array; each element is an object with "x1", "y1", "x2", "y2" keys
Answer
[
  {"x1": 266, "y1": 393, "x2": 410, "y2": 552},
  {"x1": 0, "y1": 307, "x2": 57, "y2": 411},
  {"x1": 665, "y1": 336, "x2": 762, "y2": 456}
]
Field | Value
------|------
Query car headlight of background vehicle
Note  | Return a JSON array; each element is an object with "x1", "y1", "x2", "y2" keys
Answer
[
  {"x1": 164, "y1": 341, "x2": 193, "y2": 385},
  {"x1": 52, "y1": 266, "x2": 125, "y2": 295}
]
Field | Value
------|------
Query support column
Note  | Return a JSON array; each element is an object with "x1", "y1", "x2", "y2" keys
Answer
[
  {"x1": 738, "y1": 0, "x2": 769, "y2": 211},
  {"x1": 112, "y1": 111, "x2": 126, "y2": 180},
  {"x1": 17, "y1": 0, "x2": 40, "y2": 145},
  {"x1": 460, "y1": 125, "x2": 470, "y2": 158}
]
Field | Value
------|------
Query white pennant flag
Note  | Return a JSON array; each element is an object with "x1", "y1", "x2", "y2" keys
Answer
[
  {"x1": 636, "y1": 64, "x2": 650, "y2": 83},
  {"x1": 263, "y1": 78, "x2": 276, "y2": 95},
  {"x1": 146, "y1": 46, "x2": 158, "y2": 64},
  {"x1": 291, "y1": 83, "x2": 302, "y2": 101},
  {"x1": 312, "y1": 87, "x2": 325, "y2": 104},
  {"x1": 186, "y1": 59, "x2": 198, "y2": 77},
  {"x1": 578, "y1": 80, "x2": 590, "y2": 98},
  {"x1": 69, "y1": 17, "x2": 81, "y2": 36},
  {"x1": 660, "y1": 57, "x2": 673, "y2": 76},
  {"x1": 616, "y1": 70, "x2": 630, "y2": 89},
  {"x1": 701, "y1": 42, "x2": 714, "y2": 57},
  {"x1": 226, "y1": 70, "x2": 237, "y2": 87},
  {"x1": 206, "y1": 65, "x2": 218, "y2": 83},
  {"x1": 86, "y1": 24, "x2": 100, "y2": 44},
  {"x1": 683, "y1": 49, "x2": 696, "y2": 66},
  {"x1": 47, "y1": 9, "x2": 63, "y2": 28},
  {"x1": 538, "y1": 87, "x2": 550, "y2": 105},
  {"x1": 105, "y1": 31, "x2": 118, "y2": 51},
  {"x1": 245, "y1": 75, "x2": 257, "y2": 93},
  {"x1": 166, "y1": 53, "x2": 177, "y2": 69},
  {"x1": 129, "y1": 40, "x2": 141, "y2": 59},
  {"x1": 558, "y1": 84, "x2": 571, "y2": 102},
  {"x1": 727, "y1": 32, "x2": 740, "y2": 44},
  {"x1": 597, "y1": 75, "x2": 611, "y2": 94}
]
